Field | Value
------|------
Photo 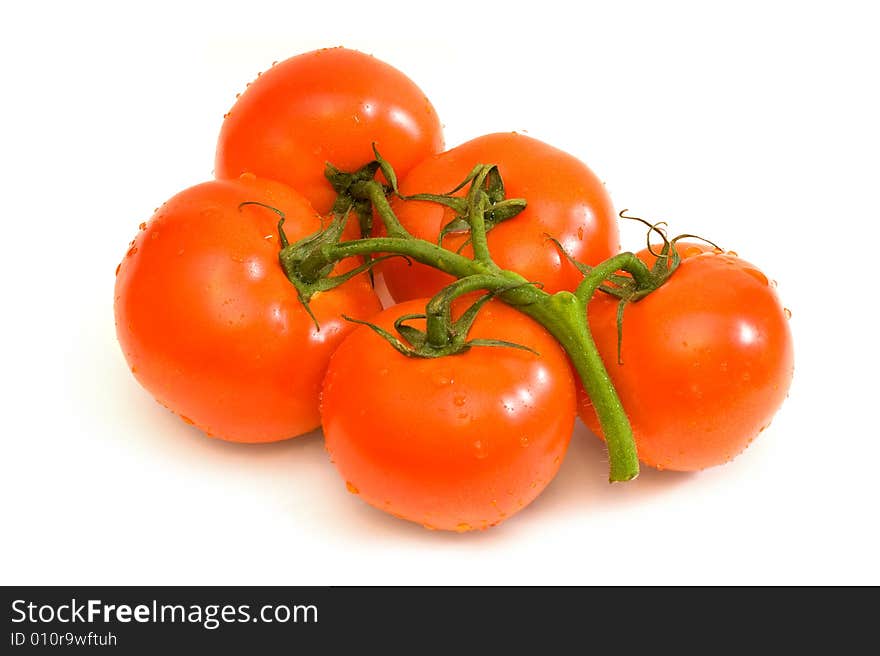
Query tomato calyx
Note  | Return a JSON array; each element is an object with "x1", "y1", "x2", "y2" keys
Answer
[
  {"x1": 375, "y1": 146, "x2": 528, "y2": 251},
  {"x1": 325, "y1": 160, "x2": 383, "y2": 240},
  {"x1": 239, "y1": 201, "x2": 399, "y2": 328},
  {"x1": 594, "y1": 211, "x2": 720, "y2": 299},
  {"x1": 552, "y1": 211, "x2": 721, "y2": 364},
  {"x1": 345, "y1": 285, "x2": 539, "y2": 359}
]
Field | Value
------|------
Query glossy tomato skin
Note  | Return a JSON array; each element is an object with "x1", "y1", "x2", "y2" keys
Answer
[
  {"x1": 321, "y1": 299, "x2": 576, "y2": 531},
  {"x1": 114, "y1": 175, "x2": 381, "y2": 443},
  {"x1": 380, "y1": 132, "x2": 619, "y2": 302},
  {"x1": 579, "y1": 244, "x2": 794, "y2": 471},
  {"x1": 215, "y1": 47, "x2": 444, "y2": 215}
]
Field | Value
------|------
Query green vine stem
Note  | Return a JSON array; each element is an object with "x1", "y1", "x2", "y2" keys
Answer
[
  {"x1": 424, "y1": 274, "x2": 505, "y2": 347},
  {"x1": 460, "y1": 166, "x2": 497, "y2": 265},
  {"x1": 280, "y1": 174, "x2": 655, "y2": 482}
]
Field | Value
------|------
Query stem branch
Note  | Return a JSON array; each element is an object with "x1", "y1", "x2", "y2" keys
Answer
[
  {"x1": 466, "y1": 174, "x2": 494, "y2": 264},
  {"x1": 350, "y1": 180, "x2": 410, "y2": 238},
  {"x1": 425, "y1": 274, "x2": 514, "y2": 347},
  {"x1": 327, "y1": 237, "x2": 478, "y2": 280}
]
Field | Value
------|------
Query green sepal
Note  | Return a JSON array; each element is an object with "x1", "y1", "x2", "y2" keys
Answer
[
  {"x1": 466, "y1": 338, "x2": 539, "y2": 356},
  {"x1": 325, "y1": 160, "x2": 381, "y2": 197},
  {"x1": 393, "y1": 314, "x2": 429, "y2": 349},
  {"x1": 341, "y1": 315, "x2": 417, "y2": 358},
  {"x1": 325, "y1": 160, "x2": 383, "y2": 283},
  {"x1": 310, "y1": 254, "x2": 410, "y2": 294},
  {"x1": 372, "y1": 143, "x2": 399, "y2": 193},
  {"x1": 563, "y1": 210, "x2": 723, "y2": 364},
  {"x1": 343, "y1": 287, "x2": 539, "y2": 359}
]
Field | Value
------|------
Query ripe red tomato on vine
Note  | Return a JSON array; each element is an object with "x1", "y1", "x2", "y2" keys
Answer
[
  {"x1": 579, "y1": 242, "x2": 794, "y2": 471},
  {"x1": 215, "y1": 47, "x2": 445, "y2": 215},
  {"x1": 114, "y1": 175, "x2": 381, "y2": 443},
  {"x1": 321, "y1": 299, "x2": 576, "y2": 531},
  {"x1": 380, "y1": 132, "x2": 619, "y2": 301}
]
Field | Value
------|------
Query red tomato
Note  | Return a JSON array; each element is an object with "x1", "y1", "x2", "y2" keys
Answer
[
  {"x1": 114, "y1": 175, "x2": 381, "y2": 443},
  {"x1": 321, "y1": 299, "x2": 576, "y2": 531},
  {"x1": 215, "y1": 47, "x2": 444, "y2": 215},
  {"x1": 579, "y1": 243, "x2": 794, "y2": 471},
  {"x1": 380, "y1": 132, "x2": 619, "y2": 302}
]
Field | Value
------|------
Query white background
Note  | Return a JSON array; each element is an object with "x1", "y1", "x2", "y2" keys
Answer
[{"x1": 2, "y1": 0, "x2": 878, "y2": 585}]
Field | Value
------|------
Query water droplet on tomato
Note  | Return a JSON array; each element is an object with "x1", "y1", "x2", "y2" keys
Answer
[
  {"x1": 138, "y1": 222, "x2": 147, "y2": 231},
  {"x1": 682, "y1": 245, "x2": 703, "y2": 258},
  {"x1": 455, "y1": 523, "x2": 472, "y2": 532},
  {"x1": 742, "y1": 266, "x2": 768, "y2": 285},
  {"x1": 770, "y1": 279, "x2": 778, "y2": 288},
  {"x1": 453, "y1": 394, "x2": 466, "y2": 407},
  {"x1": 553, "y1": 456, "x2": 561, "y2": 465},
  {"x1": 727, "y1": 250, "x2": 739, "y2": 257},
  {"x1": 345, "y1": 481, "x2": 359, "y2": 495},
  {"x1": 577, "y1": 226, "x2": 584, "y2": 240},
  {"x1": 239, "y1": 172, "x2": 256, "y2": 182},
  {"x1": 126, "y1": 246, "x2": 138, "y2": 257},
  {"x1": 519, "y1": 436, "x2": 530, "y2": 447},
  {"x1": 474, "y1": 440, "x2": 488, "y2": 459},
  {"x1": 422, "y1": 523, "x2": 436, "y2": 531},
  {"x1": 115, "y1": 263, "x2": 121, "y2": 276},
  {"x1": 783, "y1": 307, "x2": 792, "y2": 320},
  {"x1": 180, "y1": 415, "x2": 195, "y2": 426}
]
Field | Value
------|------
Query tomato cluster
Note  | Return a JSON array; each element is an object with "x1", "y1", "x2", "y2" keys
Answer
[{"x1": 115, "y1": 47, "x2": 794, "y2": 532}]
